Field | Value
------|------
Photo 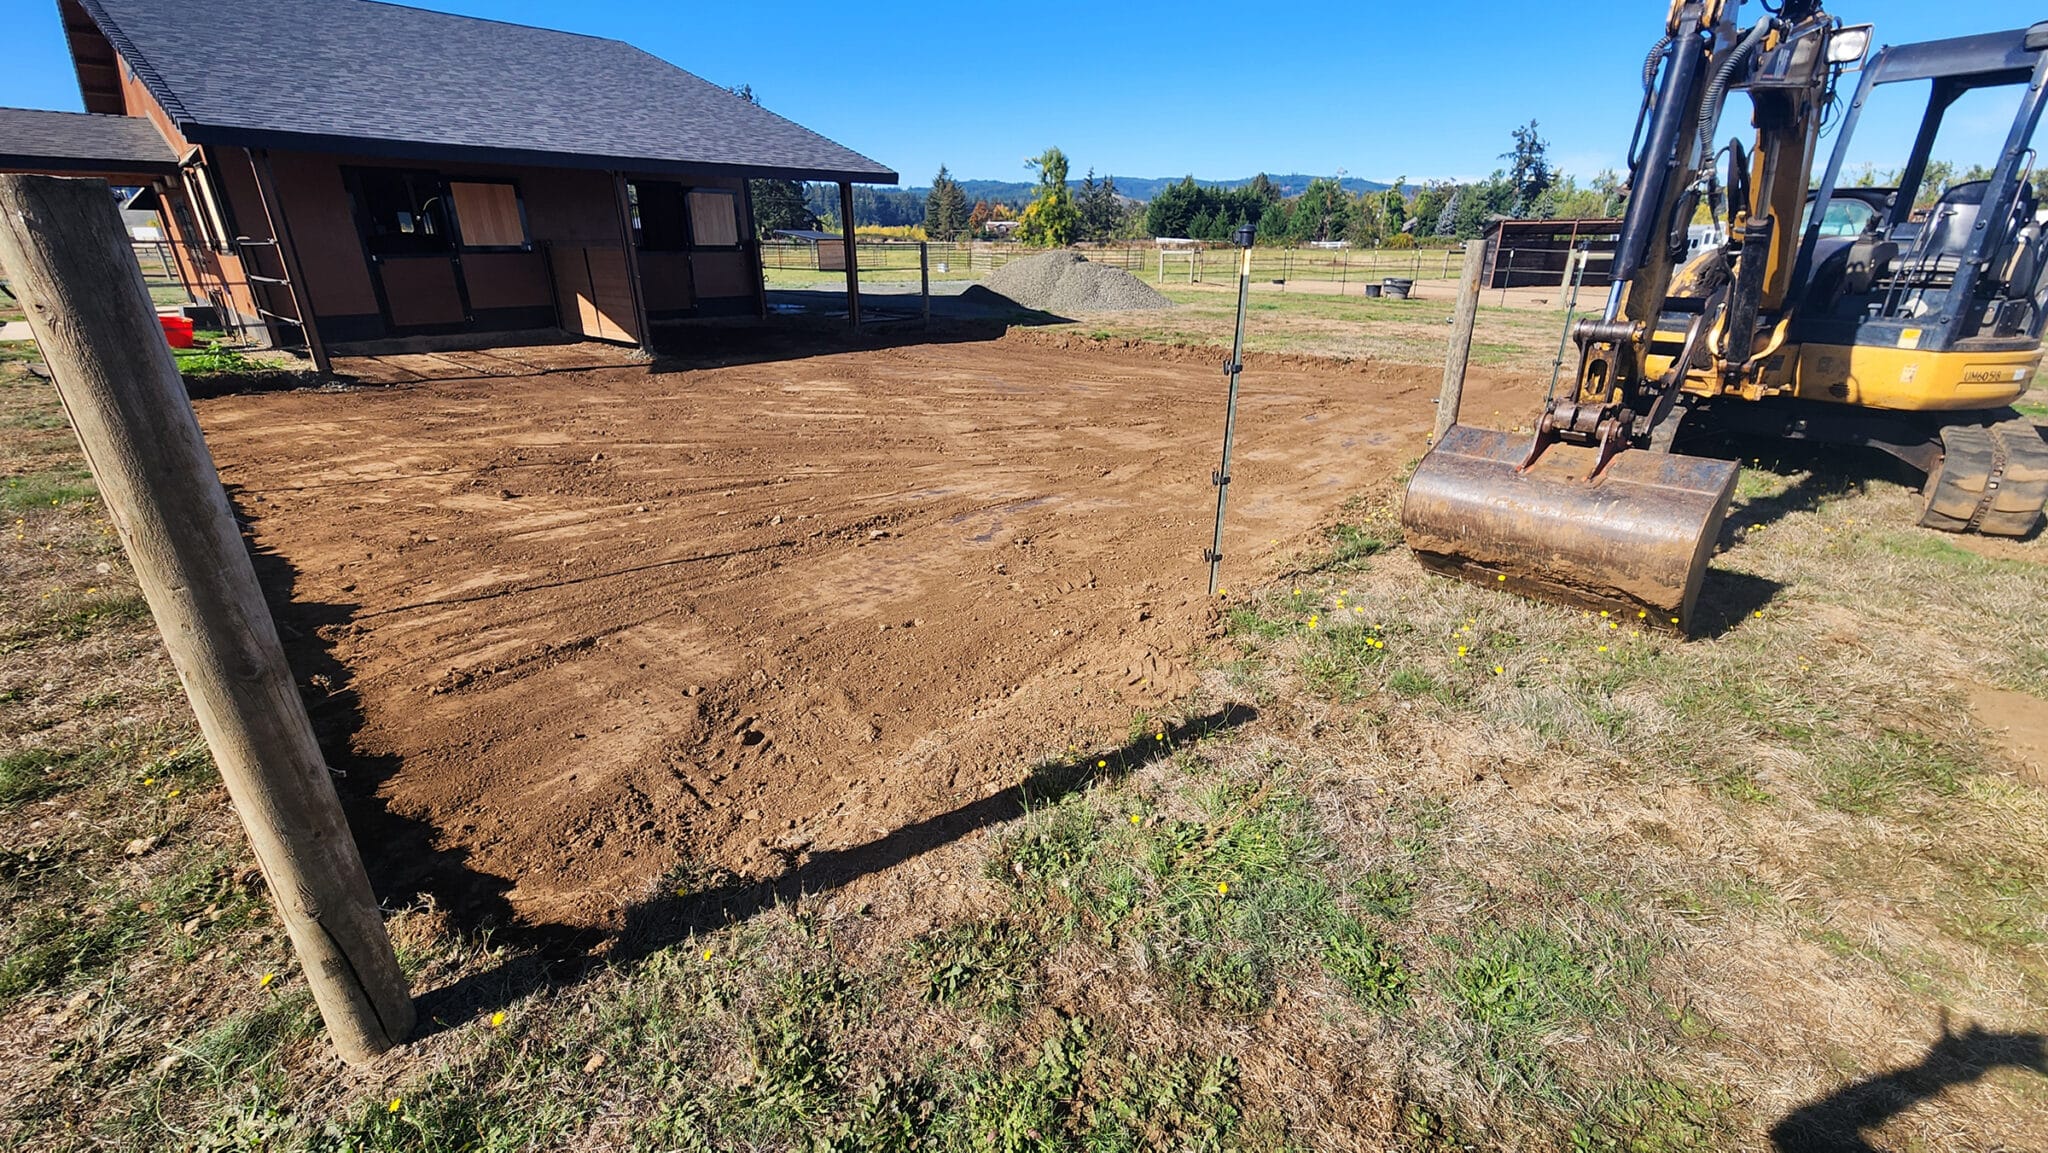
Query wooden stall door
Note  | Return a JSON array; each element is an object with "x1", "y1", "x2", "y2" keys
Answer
[
  {"x1": 550, "y1": 244, "x2": 639, "y2": 344},
  {"x1": 374, "y1": 254, "x2": 466, "y2": 328}
]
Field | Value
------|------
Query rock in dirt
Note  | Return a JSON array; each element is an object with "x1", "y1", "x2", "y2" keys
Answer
[{"x1": 974, "y1": 251, "x2": 1172, "y2": 314}]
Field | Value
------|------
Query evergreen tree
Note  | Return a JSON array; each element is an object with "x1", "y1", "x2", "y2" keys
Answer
[
  {"x1": 749, "y1": 179, "x2": 816, "y2": 239},
  {"x1": 1256, "y1": 200, "x2": 1291, "y2": 244},
  {"x1": 1018, "y1": 146, "x2": 1080, "y2": 247},
  {"x1": 923, "y1": 166, "x2": 969, "y2": 240},
  {"x1": 1077, "y1": 170, "x2": 1127, "y2": 242},
  {"x1": 1504, "y1": 121, "x2": 1555, "y2": 217},
  {"x1": 1435, "y1": 188, "x2": 1463, "y2": 237}
]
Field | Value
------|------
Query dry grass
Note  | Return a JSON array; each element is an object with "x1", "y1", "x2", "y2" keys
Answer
[{"x1": 1, "y1": 318, "x2": 2045, "y2": 1150}]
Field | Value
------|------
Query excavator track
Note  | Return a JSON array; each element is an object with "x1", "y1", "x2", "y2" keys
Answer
[{"x1": 1918, "y1": 414, "x2": 2048, "y2": 538}]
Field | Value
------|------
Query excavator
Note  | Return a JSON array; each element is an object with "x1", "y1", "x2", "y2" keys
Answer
[{"x1": 1401, "y1": 1, "x2": 2048, "y2": 632}]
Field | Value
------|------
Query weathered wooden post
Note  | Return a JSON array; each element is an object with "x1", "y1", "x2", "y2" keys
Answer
[
  {"x1": 0, "y1": 174, "x2": 413, "y2": 1064},
  {"x1": 1434, "y1": 236, "x2": 1491, "y2": 445}
]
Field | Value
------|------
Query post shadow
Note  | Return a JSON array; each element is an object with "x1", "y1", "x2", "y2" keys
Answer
[
  {"x1": 1769, "y1": 1018, "x2": 2047, "y2": 1152},
  {"x1": 229, "y1": 488, "x2": 524, "y2": 936}
]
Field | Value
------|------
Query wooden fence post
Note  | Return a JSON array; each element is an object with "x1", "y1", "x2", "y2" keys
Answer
[
  {"x1": 1434, "y1": 236, "x2": 1490, "y2": 445},
  {"x1": 0, "y1": 174, "x2": 413, "y2": 1064}
]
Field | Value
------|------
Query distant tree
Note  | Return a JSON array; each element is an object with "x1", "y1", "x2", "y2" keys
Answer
[
  {"x1": 968, "y1": 198, "x2": 994, "y2": 237},
  {"x1": 1540, "y1": 170, "x2": 1623, "y2": 220},
  {"x1": 1503, "y1": 121, "x2": 1555, "y2": 216},
  {"x1": 1435, "y1": 187, "x2": 1464, "y2": 237},
  {"x1": 1247, "y1": 173, "x2": 1282, "y2": 205},
  {"x1": 1145, "y1": 177, "x2": 1201, "y2": 238},
  {"x1": 1077, "y1": 170, "x2": 1128, "y2": 242},
  {"x1": 1373, "y1": 184, "x2": 1408, "y2": 241},
  {"x1": 1410, "y1": 181, "x2": 1452, "y2": 237},
  {"x1": 750, "y1": 179, "x2": 816, "y2": 238},
  {"x1": 1188, "y1": 207, "x2": 1215, "y2": 242},
  {"x1": 1291, "y1": 177, "x2": 1348, "y2": 243},
  {"x1": 924, "y1": 166, "x2": 969, "y2": 240},
  {"x1": 1018, "y1": 146, "x2": 1080, "y2": 247},
  {"x1": 1256, "y1": 200, "x2": 1292, "y2": 244},
  {"x1": 728, "y1": 82, "x2": 756, "y2": 104}
]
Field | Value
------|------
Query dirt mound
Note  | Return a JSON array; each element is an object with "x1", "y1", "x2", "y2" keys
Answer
[{"x1": 980, "y1": 251, "x2": 1173, "y2": 313}]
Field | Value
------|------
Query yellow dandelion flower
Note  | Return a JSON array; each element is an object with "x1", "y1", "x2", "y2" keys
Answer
[
  {"x1": 1600, "y1": 610, "x2": 1610, "y2": 618},
  {"x1": 1753, "y1": 610, "x2": 1763, "y2": 618},
  {"x1": 1496, "y1": 574, "x2": 1506, "y2": 582},
  {"x1": 490, "y1": 1011, "x2": 507, "y2": 1028},
  {"x1": 702, "y1": 946, "x2": 714, "y2": 961},
  {"x1": 1217, "y1": 882, "x2": 1229, "y2": 896},
  {"x1": 1670, "y1": 617, "x2": 1680, "y2": 624},
  {"x1": 1097, "y1": 759, "x2": 1107, "y2": 768},
  {"x1": 1637, "y1": 611, "x2": 1647, "y2": 619},
  {"x1": 167, "y1": 789, "x2": 181, "y2": 798},
  {"x1": 1608, "y1": 622, "x2": 1618, "y2": 630},
  {"x1": 141, "y1": 776, "x2": 155, "y2": 786},
  {"x1": 1130, "y1": 814, "x2": 1142, "y2": 825},
  {"x1": 388, "y1": 1099, "x2": 402, "y2": 1114},
  {"x1": 1598, "y1": 645, "x2": 1609, "y2": 653},
  {"x1": 259, "y1": 972, "x2": 275, "y2": 988},
  {"x1": 1155, "y1": 733, "x2": 1164, "y2": 741},
  {"x1": 1492, "y1": 665, "x2": 1505, "y2": 675}
]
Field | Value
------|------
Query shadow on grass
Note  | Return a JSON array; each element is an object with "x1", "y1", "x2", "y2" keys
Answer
[
  {"x1": 408, "y1": 704, "x2": 1258, "y2": 1036},
  {"x1": 1769, "y1": 1018, "x2": 2047, "y2": 1152}
]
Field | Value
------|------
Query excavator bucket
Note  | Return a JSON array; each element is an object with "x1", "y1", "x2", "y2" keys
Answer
[{"x1": 1400, "y1": 425, "x2": 1740, "y2": 633}]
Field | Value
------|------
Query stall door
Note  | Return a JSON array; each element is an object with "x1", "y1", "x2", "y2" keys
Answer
[{"x1": 349, "y1": 169, "x2": 469, "y2": 332}]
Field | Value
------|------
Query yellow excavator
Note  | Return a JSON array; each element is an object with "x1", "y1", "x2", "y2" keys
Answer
[{"x1": 1402, "y1": 1, "x2": 2048, "y2": 631}]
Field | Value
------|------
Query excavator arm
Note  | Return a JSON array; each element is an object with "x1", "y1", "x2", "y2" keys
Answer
[{"x1": 1402, "y1": 0, "x2": 1850, "y2": 631}]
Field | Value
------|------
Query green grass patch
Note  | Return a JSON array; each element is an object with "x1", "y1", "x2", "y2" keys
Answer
[
  {"x1": 1816, "y1": 727, "x2": 1977, "y2": 814},
  {"x1": 1, "y1": 590, "x2": 151, "y2": 651},
  {"x1": 1441, "y1": 922, "x2": 1630, "y2": 1042},
  {"x1": 909, "y1": 918, "x2": 1041, "y2": 1017},
  {"x1": 173, "y1": 341, "x2": 260, "y2": 377},
  {"x1": 1568, "y1": 1078, "x2": 1730, "y2": 1152},
  {"x1": 0, "y1": 467, "x2": 96, "y2": 512},
  {"x1": 0, "y1": 746, "x2": 102, "y2": 806}
]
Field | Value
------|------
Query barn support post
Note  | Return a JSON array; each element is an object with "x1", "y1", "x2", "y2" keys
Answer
[
  {"x1": 610, "y1": 172, "x2": 653, "y2": 353},
  {"x1": 244, "y1": 149, "x2": 330, "y2": 376},
  {"x1": 838, "y1": 181, "x2": 861, "y2": 330},
  {"x1": 0, "y1": 174, "x2": 413, "y2": 1065},
  {"x1": 1435, "y1": 236, "x2": 1490, "y2": 445}
]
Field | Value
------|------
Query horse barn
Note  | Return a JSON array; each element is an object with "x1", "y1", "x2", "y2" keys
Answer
[{"x1": 0, "y1": 0, "x2": 896, "y2": 370}]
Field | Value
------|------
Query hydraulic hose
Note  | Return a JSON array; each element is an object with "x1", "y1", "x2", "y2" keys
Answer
[{"x1": 1696, "y1": 20, "x2": 1773, "y2": 164}]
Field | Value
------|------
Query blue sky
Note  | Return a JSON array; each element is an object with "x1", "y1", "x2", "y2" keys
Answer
[{"x1": 6, "y1": 1, "x2": 2043, "y2": 189}]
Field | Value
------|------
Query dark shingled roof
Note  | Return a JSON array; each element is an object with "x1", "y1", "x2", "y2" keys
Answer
[
  {"x1": 72, "y1": 0, "x2": 897, "y2": 183},
  {"x1": 0, "y1": 106, "x2": 180, "y2": 173}
]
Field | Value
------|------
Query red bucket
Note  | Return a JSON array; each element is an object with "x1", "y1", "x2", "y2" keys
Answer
[{"x1": 159, "y1": 314, "x2": 195, "y2": 349}]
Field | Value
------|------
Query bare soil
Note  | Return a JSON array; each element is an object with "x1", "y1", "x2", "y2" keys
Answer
[{"x1": 194, "y1": 330, "x2": 1530, "y2": 931}]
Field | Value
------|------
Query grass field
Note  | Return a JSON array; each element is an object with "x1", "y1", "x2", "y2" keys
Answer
[{"x1": 1, "y1": 296, "x2": 2045, "y2": 1149}]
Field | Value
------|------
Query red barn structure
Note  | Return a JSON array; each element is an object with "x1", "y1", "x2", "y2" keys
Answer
[{"x1": 0, "y1": 0, "x2": 896, "y2": 369}]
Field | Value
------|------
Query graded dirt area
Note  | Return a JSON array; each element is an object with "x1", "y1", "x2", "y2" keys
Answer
[{"x1": 194, "y1": 330, "x2": 1531, "y2": 932}]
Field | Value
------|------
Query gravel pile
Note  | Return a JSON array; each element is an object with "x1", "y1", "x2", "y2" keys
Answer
[{"x1": 979, "y1": 251, "x2": 1172, "y2": 313}]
